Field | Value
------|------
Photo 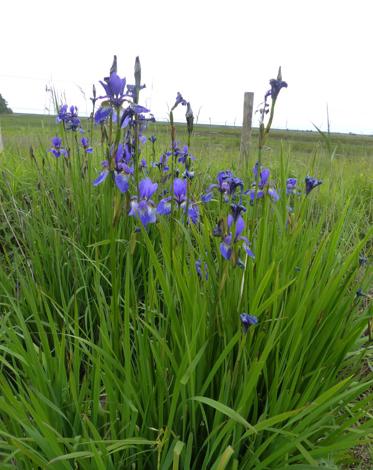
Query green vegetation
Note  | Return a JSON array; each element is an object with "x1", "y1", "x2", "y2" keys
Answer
[
  {"x1": 0, "y1": 94, "x2": 12, "y2": 114},
  {"x1": 0, "y1": 113, "x2": 372, "y2": 468}
]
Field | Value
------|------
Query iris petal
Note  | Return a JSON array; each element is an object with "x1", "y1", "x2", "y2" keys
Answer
[
  {"x1": 220, "y1": 241, "x2": 232, "y2": 260},
  {"x1": 139, "y1": 178, "x2": 158, "y2": 199},
  {"x1": 93, "y1": 170, "x2": 109, "y2": 186},
  {"x1": 115, "y1": 173, "x2": 129, "y2": 193}
]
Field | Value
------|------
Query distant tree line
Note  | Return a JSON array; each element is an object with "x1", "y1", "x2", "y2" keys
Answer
[{"x1": 0, "y1": 94, "x2": 13, "y2": 113}]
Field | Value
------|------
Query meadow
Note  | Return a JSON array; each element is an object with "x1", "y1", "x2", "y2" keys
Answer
[{"x1": 0, "y1": 64, "x2": 372, "y2": 469}]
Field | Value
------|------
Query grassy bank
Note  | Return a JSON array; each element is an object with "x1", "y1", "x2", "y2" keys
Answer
[{"x1": 0, "y1": 112, "x2": 371, "y2": 468}]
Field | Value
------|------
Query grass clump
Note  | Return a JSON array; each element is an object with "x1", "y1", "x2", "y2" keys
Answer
[{"x1": 0, "y1": 57, "x2": 372, "y2": 469}]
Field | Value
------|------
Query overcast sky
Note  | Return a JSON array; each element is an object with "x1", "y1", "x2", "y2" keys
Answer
[{"x1": 1, "y1": 0, "x2": 372, "y2": 133}]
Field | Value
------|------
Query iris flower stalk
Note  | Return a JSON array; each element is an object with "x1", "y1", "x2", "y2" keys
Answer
[
  {"x1": 254, "y1": 67, "x2": 287, "y2": 207},
  {"x1": 181, "y1": 102, "x2": 195, "y2": 266},
  {"x1": 168, "y1": 92, "x2": 188, "y2": 268},
  {"x1": 133, "y1": 57, "x2": 142, "y2": 199},
  {"x1": 258, "y1": 67, "x2": 288, "y2": 156},
  {"x1": 219, "y1": 214, "x2": 254, "y2": 266},
  {"x1": 231, "y1": 313, "x2": 259, "y2": 389},
  {"x1": 249, "y1": 68, "x2": 287, "y2": 233},
  {"x1": 183, "y1": 103, "x2": 195, "y2": 239},
  {"x1": 89, "y1": 84, "x2": 97, "y2": 144}
]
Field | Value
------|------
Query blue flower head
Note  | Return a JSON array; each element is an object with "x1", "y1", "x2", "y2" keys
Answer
[
  {"x1": 94, "y1": 106, "x2": 113, "y2": 124},
  {"x1": 128, "y1": 177, "x2": 158, "y2": 227},
  {"x1": 219, "y1": 211, "x2": 255, "y2": 265},
  {"x1": 56, "y1": 104, "x2": 81, "y2": 131},
  {"x1": 240, "y1": 313, "x2": 258, "y2": 333},
  {"x1": 156, "y1": 178, "x2": 199, "y2": 224},
  {"x1": 99, "y1": 72, "x2": 127, "y2": 108},
  {"x1": 49, "y1": 136, "x2": 68, "y2": 158},
  {"x1": 81, "y1": 137, "x2": 93, "y2": 153},
  {"x1": 305, "y1": 176, "x2": 322, "y2": 195},
  {"x1": 202, "y1": 170, "x2": 243, "y2": 203},
  {"x1": 175, "y1": 144, "x2": 195, "y2": 166},
  {"x1": 265, "y1": 67, "x2": 288, "y2": 101},
  {"x1": 195, "y1": 259, "x2": 208, "y2": 280},
  {"x1": 286, "y1": 178, "x2": 297, "y2": 195},
  {"x1": 246, "y1": 164, "x2": 279, "y2": 202},
  {"x1": 93, "y1": 144, "x2": 133, "y2": 193},
  {"x1": 268, "y1": 78, "x2": 288, "y2": 101},
  {"x1": 152, "y1": 151, "x2": 171, "y2": 173},
  {"x1": 172, "y1": 92, "x2": 187, "y2": 111}
]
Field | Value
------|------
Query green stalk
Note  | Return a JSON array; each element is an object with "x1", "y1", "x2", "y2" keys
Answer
[{"x1": 169, "y1": 110, "x2": 176, "y2": 271}]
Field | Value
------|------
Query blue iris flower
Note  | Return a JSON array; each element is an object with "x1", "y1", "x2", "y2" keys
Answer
[
  {"x1": 286, "y1": 178, "x2": 297, "y2": 195},
  {"x1": 93, "y1": 144, "x2": 133, "y2": 193},
  {"x1": 157, "y1": 178, "x2": 199, "y2": 224},
  {"x1": 81, "y1": 137, "x2": 93, "y2": 154},
  {"x1": 219, "y1": 213, "x2": 255, "y2": 262},
  {"x1": 246, "y1": 164, "x2": 279, "y2": 202},
  {"x1": 305, "y1": 176, "x2": 322, "y2": 195},
  {"x1": 99, "y1": 72, "x2": 127, "y2": 108},
  {"x1": 129, "y1": 177, "x2": 158, "y2": 226},
  {"x1": 240, "y1": 313, "x2": 258, "y2": 333},
  {"x1": 202, "y1": 170, "x2": 243, "y2": 203},
  {"x1": 172, "y1": 92, "x2": 187, "y2": 110},
  {"x1": 56, "y1": 105, "x2": 81, "y2": 131},
  {"x1": 49, "y1": 136, "x2": 68, "y2": 158},
  {"x1": 94, "y1": 106, "x2": 113, "y2": 124}
]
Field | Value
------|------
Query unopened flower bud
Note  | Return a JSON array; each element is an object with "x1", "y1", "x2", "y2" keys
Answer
[
  {"x1": 135, "y1": 56, "x2": 141, "y2": 89},
  {"x1": 186, "y1": 102, "x2": 194, "y2": 135},
  {"x1": 277, "y1": 66, "x2": 282, "y2": 81},
  {"x1": 110, "y1": 55, "x2": 117, "y2": 75}
]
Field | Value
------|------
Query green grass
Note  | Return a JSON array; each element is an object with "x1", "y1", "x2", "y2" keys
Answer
[{"x1": 0, "y1": 113, "x2": 372, "y2": 468}]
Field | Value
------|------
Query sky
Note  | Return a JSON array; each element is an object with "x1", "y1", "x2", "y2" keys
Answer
[{"x1": 1, "y1": 0, "x2": 372, "y2": 134}]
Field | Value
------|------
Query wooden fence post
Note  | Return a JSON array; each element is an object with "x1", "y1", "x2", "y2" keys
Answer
[{"x1": 240, "y1": 92, "x2": 254, "y2": 170}]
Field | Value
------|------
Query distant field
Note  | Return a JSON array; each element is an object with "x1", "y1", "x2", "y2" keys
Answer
[{"x1": 2, "y1": 113, "x2": 373, "y2": 163}]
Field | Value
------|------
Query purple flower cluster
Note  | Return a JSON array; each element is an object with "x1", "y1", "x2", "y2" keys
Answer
[
  {"x1": 90, "y1": 59, "x2": 158, "y2": 194},
  {"x1": 93, "y1": 63, "x2": 154, "y2": 138},
  {"x1": 49, "y1": 136, "x2": 67, "y2": 158},
  {"x1": 195, "y1": 259, "x2": 208, "y2": 280},
  {"x1": 87, "y1": 62, "x2": 203, "y2": 230},
  {"x1": 93, "y1": 143, "x2": 133, "y2": 193},
  {"x1": 129, "y1": 177, "x2": 158, "y2": 226},
  {"x1": 152, "y1": 151, "x2": 171, "y2": 173},
  {"x1": 175, "y1": 144, "x2": 195, "y2": 166},
  {"x1": 245, "y1": 163, "x2": 279, "y2": 202},
  {"x1": 81, "y1": 137, "x2": 93, "y2": 154},
  {"x1": 174, "y1": 143, "x2": 196, "y2": 180},
  {"x1": 216, "y1": 204, "x2": 254, "y2": 267},
  {"x1": 286, "y1": 178, "x2": 297, "y2": 195},
  {"x1": 56, "y1": 105, "x2": 81, "y2": 131},
  {"x1": 157, "y1": 178, "x2": 199, "y2": 224},
  {"x1": 202, "y1": 170, "x2": 243, "y2": 203}
]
